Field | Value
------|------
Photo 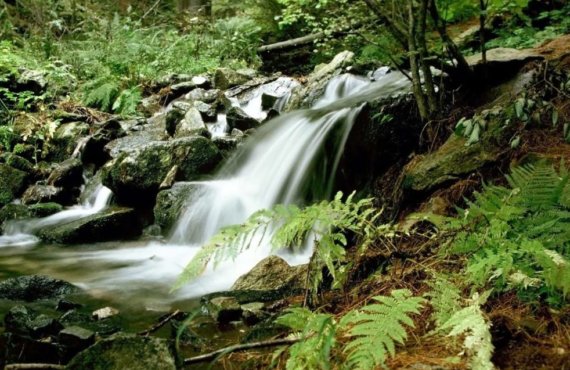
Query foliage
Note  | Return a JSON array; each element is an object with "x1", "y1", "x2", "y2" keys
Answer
[
  {"x1": 426, "y1": 276, "x2": 463, "y2": 327},
  {"x1": 436, "y1": 292, "x2": 494, "y2": 370},
  {"x1": 275, "y1": 307, "x2": 337, "y2": 370},
  {"x1": 174, "y1": 192, "x2": 381, "y2": 295},
  {"x1": 449, "y1": 162, "x2": 570, "y2": 302},
  {"x1": 340, "y1": 289, "x2": 426, "y2": 369}
]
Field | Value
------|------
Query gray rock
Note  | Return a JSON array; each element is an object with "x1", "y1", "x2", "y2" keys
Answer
[
  {"x1": 466, "y1": 47, "x2": 543, "y2": 66},
  {"x1": 92, "y1": 307, "x2": 119, "y2": 320},
  {"x1": 213, "y1": 136, "x2": 242, "y2": 158},
  {"x1": 241, "y1": 302, "x2": 267, "y2": 325},
  {"x1": 21, "y1": 185, "x2": 72, "y2": 205},
  {"x1": 154, "y1": 182, "x2": 196, "y2": 231},
  {"x1": 36, "y1": 207, "x2": 141, "y2": 244},
  {"x1": 175, "y1": 107, "x2": 207, "y2": 138},
  {"x1": 165, "y1": 108, "x2": 185, "y2": 137},
  {"x1": 59, "y1": 326, "x2": 95, "y2": 352},
  {"x1": 103, "y1": 136, "x2": 221, "y2": 206},
  {"x1": 0, "y1": 275, "x2": 80, "y2": 301},
  {"x1": 48, "y1": 158, "x2": 83, "y2": 188},
  {"x1": 66, "y1": 333, "x2": 177, "y2": 370},
  {"x1": 232, "y1": 256, "x2": 308, "y2": 292},
  {"x1": 49, "y1": 122, "x2": 90, "y2": 162},
  {"x1": 185, "y1": 88, "x2": 220, "y2": 103},
  {"x1": 194, "y1": 101, "x2": 217, "y2": 122},
  {"x1": 82, "y1": 119, "x2": 127, "y2": 166},
  {"x1": 0, "y1": 164, "x2": 27, "y2": 207},
  {"x1": 16, "y1": 69, "x2": 47, "y2": 94},
  {"x1": 205, "y1": 296, "x2": 243, "y2": 323},
  {"x1": 105, "y1": 118, "x2": 167, "y2": 158},
  {"x1": 261, "y1": 92, "x2": 280, "y2": 110},
  {"x1": 226, "y1": 106, "x2": 260, "y2": 131},
  {"x1": 214, "y1": 68, "x2": 254, "y2": 90}
]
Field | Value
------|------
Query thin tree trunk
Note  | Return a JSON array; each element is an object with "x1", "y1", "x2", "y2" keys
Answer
[
  {"x1": 408, "y1": 0, "x2": 429, "y2": 121},
  {"x1": 479, "y1": 0, "x2": 488, "y2": 82},
  {"x1": 429, "y1": 0, "x2": 472, "y2": 79},
  {"x1": 418, "y1": 0, "x2": 438, "y2": 114},
  {"x1": 362, "y1": 0, "x2": 408, "y2": 49}
]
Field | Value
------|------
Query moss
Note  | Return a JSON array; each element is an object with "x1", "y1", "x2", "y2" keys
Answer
[
  {"x1": 0, "y1": 204, "x2": 31, "y2": 227},
  {"x1": 28, "y1": 202, "x2": 63, "y2": 218},
  {"x1": 4, "y1": 153, "x2": 35, "y2": 174},
  {"x1": 0, "y1": 164, "x2": 27, "y2": 207}
]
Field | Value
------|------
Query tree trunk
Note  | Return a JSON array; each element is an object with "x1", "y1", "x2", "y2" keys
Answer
[
  {"x1": 418, "y1": 0, "x2": 438, "y2": 114},
  {"x1": 408, "y1": 0, "x2": 429, "y2": 121},
  {"x1": 362, "y1": 0, "x2": 408, "y2": 49}
]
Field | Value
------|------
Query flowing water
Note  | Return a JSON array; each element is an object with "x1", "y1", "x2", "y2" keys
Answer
[{"x1": 0, "y1": 72, "x2": 410, "y2": 315}]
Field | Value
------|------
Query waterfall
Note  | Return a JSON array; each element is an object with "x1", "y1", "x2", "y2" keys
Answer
[
  {"x1": 0, "y1": 182, "x2": 113, "y2": 248},
  {"x1": 160, "y1": 72, "x2": 410, "y2": 296}
]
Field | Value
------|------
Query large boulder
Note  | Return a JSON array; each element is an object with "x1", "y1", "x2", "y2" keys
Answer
[
  {"x1": 103, "y1": 136, "x2": 221, "y2": 206},
  {"x1": 175, "y1": 107, "x2": 208, "y2": 138},
  {"x1": 36, "y1": 207, "x2": 142, "y2": 244},
  {"x1": 232, "y1": 256, "x2": 308, "y2": 292},
  {"x1": 0, "y1": 164, "x2": 27, "y2": 207},
  {"x1": 154, "y1": 182, "x2": 196, "y2": 232},
  {"x1": 21, "y1": 184, "x2": 75, "y2": 206},
  {"x1": 214, "y1": 68, "x2": 256, "y2": 90},
  {"x1": 104, "y1": 118, "x2": 167, "y2": 159},
  {"x1": 0, "y1": 275, "x2": 80, "y2": 301},
  {"x1": 66, "y1": 333, "x2": 177, "y2": 370}
]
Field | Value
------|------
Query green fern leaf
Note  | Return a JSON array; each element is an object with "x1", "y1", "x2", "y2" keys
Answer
[{"x1": 340, "y1": 289, "x2": 426, "y2": 369}]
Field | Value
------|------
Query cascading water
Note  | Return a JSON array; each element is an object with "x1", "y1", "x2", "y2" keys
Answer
[{"x1": 0, "y1": 182, "x2": 113, "y2": 248}]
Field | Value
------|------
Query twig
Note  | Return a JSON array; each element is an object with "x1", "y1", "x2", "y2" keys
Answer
[
  {"x1": 138, "y1": 309, "x2": 181, "y2": 336},
  {"x1": 183, "y1": 337, "x2": 301, "y2": 365},
  {"x1": 140, "y1": 0, "x2": 161, "y2": 21},
  {"x1": 5, "y1": 364, "x2": 65, "y2": 370}
]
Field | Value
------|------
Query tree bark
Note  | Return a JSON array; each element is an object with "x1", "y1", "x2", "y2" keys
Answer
[
  {"x1": 418, "y1": 0, "x2": 438, "y2": 114},
  {"x1": 407, "y1": 0, "x2": 429, "y2": 121}
]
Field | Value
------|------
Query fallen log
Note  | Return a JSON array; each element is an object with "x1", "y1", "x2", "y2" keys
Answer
[{"x1": 258, "y1": 32, "x2": 325, "y2": 53}]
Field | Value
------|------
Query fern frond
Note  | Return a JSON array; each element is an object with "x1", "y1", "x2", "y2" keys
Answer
[
  {"x1": 437, "y1": 293, "x2": 494, "y2": 370},
  {"x1": 426, "y1": 276, "x2": 463, "y2": 327},
  {"x1": 83, "y1": 77, "x2": 120, "y2": 112},
  {"x1": 340, "y1": 289, "x2": 426, "y2": 369},
  {"x1": 275, "y1": 307, "x2": 337, "y2": 370}
]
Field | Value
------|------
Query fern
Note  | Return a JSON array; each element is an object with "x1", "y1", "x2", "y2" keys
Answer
[
  {"x1": 174, "y1": 192, "x2": 380, "y2": 296},
  {"x1": 437, "y1": 292, "x2": 494, "y2": 370},
  {"x1": 83, "y1": 77, "x2": 119, "y2": 112},
  {"x1": 275, "y1": 307, "x2": 337, "y2": 370},
  {"x1": 112, "y1": 86, "x2": 141, "y2": 116},
  {"x1": 339, "y1": 289, "x2": 426, "y2": 369},
  {"x1": 426, "y1": 276, "x2": 463, "y2": 327}
]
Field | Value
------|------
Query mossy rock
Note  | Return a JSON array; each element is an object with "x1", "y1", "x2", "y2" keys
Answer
[
  {"x1": 36, "y1": 207, "x2": 142, "y2": 244},
  {"x1": 403, "y1": 134, "x2": 503, "y2": 192},
  {"x1": 47, "y1": 122, "x2": 90, "y2": 162},
  {"x1": 103, "y1": 136, "x2": 221, "y2": 207},
  {"x1": 0, "y1": 204, "x2": 31, "y2": 230},
  {"x1": 28, "y1": 202, "x2": 63, "y2": 218},
  {"x1": 66, "y1": 333, "x2": 177, "y2": 370},
  {"x1": 154, "y1": 182, "x2": 197, "y2": 232},
  {"x1": 3, "y1": 153, "x2": 35, "y2": 174},
  {"x1": 0, "y1": 164, "x2": 27, "y2": 208}
]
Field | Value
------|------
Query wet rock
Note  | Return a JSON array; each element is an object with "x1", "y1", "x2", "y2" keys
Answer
[
  {"x1": 213, "y1": 136, "x2": 242, "y2": 158},
  {"x1": 0, "y1": 164, "x2": 27, "y2": 207},
  {"x1": 49, "y1": 122, "x2": 90, "y2": 162},
  {"x1": 261, "y1": 92, "x2": 280, "y2": 110},
  {"x1": 29, "y1": 202, "x2": 64, "y2": 218},
  {"x1": 103, "y1": 136, "x2": 221, "y2": 206},
  {"x1": 165, "y1": 108, "x2": 185, "y2": 137},
  {"x1": 194, "y1": 100, "x2": 217, "y2": 122},
  {"x1": 226, "y1": 106, "x2": 260, "y2": 131},
  {"x1": 170, "y1": 318, "x2": 207, "y2": 349},
  {"x1": 105, "y1": 118, "x2": 167, "y2": 159},
  {"x1": 205, "y1": 296, "x2": 243, "y2": 323},
  {"x1": 92, "y1": 307, "x2": 119, "y2": 320},
  {"x1": 4, "y1": 306, "x2": 63, "y2": 339},
  {"x1": 56, "y1": 299, "x2": 83, "y2": 312},
  {"x1": 48, "y1": 158, "x2": 83, "y2": 188},
  {"x1": 231, "y1": 128, "x2": 244, "y2": 137},
  {"x1": 3, "y1": 153, "x2": 35, "y2": 174},
  {"x1": 0, "y1": 332, "x2": 61, "y2": 367},
  {"x1": 286, "y1": 51, "x2": 354, "y2": 110},
  {"x1": 154, "y1": 182, "x2": 196, "y2": 231},
  {"x1": 60, "y1": 310, "x2": 120, "y2": 337},
  {"x1": 185, "y1": 88, "x2": 220, "y2": 103},
  {"x1": 66, "y1": 333, "x2": 177, "y2": 370},
  {"x1": 466, "y1": 47, "x2": 543, "y2": 66},
  {"x1": 232, "y1": 256, "x2": 308, "y2": 292},
  {"x1": 0, "y1": 204, "x2": 30, "y2": 230},
  {"x1": 175, "y1": 107, "x2": 207, "y2": 138},
  {"x1": 241, "y1": 302, "x2": 267, "y2": 325},
  {"x1": 21, "y1": 184, "x2": 74, "y2": 206},
  {"x1": 82, "y1": 119, "x2": 126, "y2": 167},
  {"x1": 214, "y1": 68, "x2": 255, "y2": 90},
  {"x1": 12, "y1": 143, "x2": 36, "y2": 162},
  {"x1": 36, "y1": 207, "x2": 142, "y2": 244},
  {"x1": 59, "y1": 326, "x2": 95, "y2": 348},
  {"x1": 191, "y1": 75, "x2": 211, "y2": 88},
  {"x1": 159, "y1": 165, "x2": 178, "y2": 190},
  {"x1": 0, "y1": 275, "x2": 80, "y2": 301}
]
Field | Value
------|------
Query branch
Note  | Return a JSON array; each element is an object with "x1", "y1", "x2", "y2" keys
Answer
[
  {"x1": 258, "y1": 32, "x2": 325, "y2": 53},
  {"x1": 361, "y1": 0, "x2": 408, "y2": 49},
  {"x1": 183, "y1": 337, "x2": 301, "y2": 365},
  {"x1": 5, "y1": 365, "x2": 65, "y2": 370},
  {"x1": 138, "y1": 309, "x2": 181, "y2": 336}
]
